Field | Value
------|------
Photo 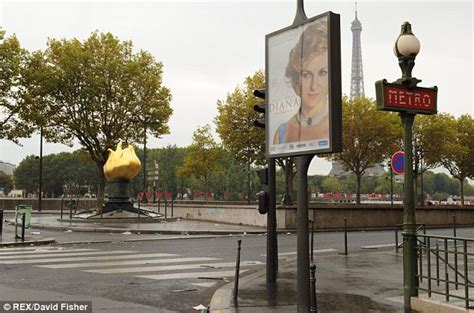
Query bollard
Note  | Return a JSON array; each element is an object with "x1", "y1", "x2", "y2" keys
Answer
[
  {"x1": 60, "y1": 196, "x2": 64, "y2": 219},
  {"x1": 233, "y1": 239, "x2": 242, "y2": 308},
  {"x1": 164, "y1": 199, "x2": 168, "y2": 219},
  {"x1": 69, "y1": 200, "x2": 73, "y2": 220},
  {"x1": 171, "y1": 198, "x2": 174, "y2": 218},
  {"x1": 395, "y1": 227, "x2": 399, "y2": 253},
  {"x1": 344, "y1": 217, "x2": 348, "y2": 256},
  {"x1": 0, "y1": 209, "x2": 3, "y2": 236},
  {"x1": 453, "y1": 214, "x2": 457, "y2": 237},
  {"x1": 21, "y1": 213, "x2": 26, "y2": 241},
  {"x1": 158, "y1": 198, "x2": 161, "y2": 213},
  {"x1": 310, "y1": 263, "x2": 318, "y2": 313},
  {"x1": 310, "y1": 220, "x2": 314, "y2": 262}
]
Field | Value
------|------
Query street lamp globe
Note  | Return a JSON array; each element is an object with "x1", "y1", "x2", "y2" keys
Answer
[{"x1": 393, "y1": 22, "x2": 420, "y2": 58}]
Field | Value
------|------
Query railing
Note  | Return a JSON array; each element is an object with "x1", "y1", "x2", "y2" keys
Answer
[
  {"x1": 416, "y1": 234, "x2": 474, "y2": 310},
  {"x1": 394, "y1": 223, "x2": 426, "y2": 252}
]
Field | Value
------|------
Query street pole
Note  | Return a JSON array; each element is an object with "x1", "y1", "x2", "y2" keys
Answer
[
  {"x1": 294, "y1": 154, "x2": 313, "y2": 312},
  {"x1": 38, "y1": 126, "x2": 43, "y2": 212},
  {"x1": 390, "y1": 162, "x2": 394, "y2": 206},
  {"x1": 420, "y1": 158, "x2": 424, "y2": 207},
  {"x1": 401, "y1": 112, "x2": 418, "y2": 313},
  {"x1": 142, "y1": 121, "x2": 148, "y2": 203},
  {"x1": 267, "y1": 158, "x2": 278, "y2": 284}
]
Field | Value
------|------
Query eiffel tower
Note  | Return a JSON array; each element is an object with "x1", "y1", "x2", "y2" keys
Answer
[
  {"x1": 350, "y1": 2, "x2": 365, "y2": 99},
  {"x1": 329, "y1": 3, "x2": 384, "y2": 178}
]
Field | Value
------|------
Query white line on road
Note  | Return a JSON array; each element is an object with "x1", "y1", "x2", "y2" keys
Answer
[
  {"x1": 0, "y1": 253, "x2": 178, "y2": 264},
  {"x1": 83, "y1": 260, "x2": 264, "y2": 274},
  {"x1": 35, "y1": 257, "x2": 220, "y2": 269},
  {"x1": 0, "y1": 250, "x2": 134, "y2": 259},
  {"x1": 261, "y1": 248, "x2": 338, "y2": 257},
  {"x1": 0, "y1": 248, "x2": 98, "y2": 256},
  {"x1": 137, "y1": 269, "x2": 249, "y2": 281},
  {"x1": 361, "y1": 243, "x2": 396, "y2": 249}
]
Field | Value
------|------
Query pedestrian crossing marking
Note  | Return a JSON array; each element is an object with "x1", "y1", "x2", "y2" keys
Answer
[
  {"x1": 137, "y1": 269, "x2": 249, "y2": 281},
  {"x1": 0, "y1": 248, "x2": 97, "y2": 256},
  {"x1": 36, "y1": 257, "x2": 219, "y2": 269},
  {"x1": 0, "y1": 252, "x2": 178, "y2": 264},
  {"x1": 0, "y1": 250, "x2": 134, "y2": 259},
  {"x1": 83, "y1": 260, "x2": 263, "y2": 274}
]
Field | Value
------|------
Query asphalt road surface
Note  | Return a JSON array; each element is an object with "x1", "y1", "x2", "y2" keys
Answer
[{"x1": 1, "y1": 227, "x2": 473, "y2": 312}]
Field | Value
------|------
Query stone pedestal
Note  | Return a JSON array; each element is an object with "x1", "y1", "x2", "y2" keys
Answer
[{"x1": 101, "y1": 179, "x2": 135, "y2": 214}]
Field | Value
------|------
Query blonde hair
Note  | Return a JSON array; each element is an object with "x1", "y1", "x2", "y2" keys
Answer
[{"x1": 285, "y1": 18, "x2": 328, "y2": 95}]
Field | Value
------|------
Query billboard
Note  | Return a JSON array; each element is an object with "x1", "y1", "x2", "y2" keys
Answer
[{"x1": 266, "y1": 12, "x2": 341, "y2": 158}]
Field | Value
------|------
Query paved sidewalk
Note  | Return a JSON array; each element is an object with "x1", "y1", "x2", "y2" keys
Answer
[
  {"x1": 1, "y1": 212, "x2": 266, "y2": 247},
  {"x1": 210, "y1": 251, "x2": 406, "y2": 313}
]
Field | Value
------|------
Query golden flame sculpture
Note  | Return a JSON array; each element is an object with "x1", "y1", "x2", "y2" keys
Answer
[{"x1": 103, "y1": 141, "x2": 141, "y2": 181}]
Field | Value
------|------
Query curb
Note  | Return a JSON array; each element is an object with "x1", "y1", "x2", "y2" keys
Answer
[
  {"x1": 5, "y1": 220, "x2": 266, "y2": 236},
  {"x1": 0, "y1": 239, "x2": 56, "y2": 247},
  {"x1": 208, "y1": 258, "x2": 296, "y2": 312}
]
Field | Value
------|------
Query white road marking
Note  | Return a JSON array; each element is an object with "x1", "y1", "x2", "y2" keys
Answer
[
  {"x1": 35, "y1": 257, "x2": 219, "y2": 269},
  {"x1": 83, "y1": 260, "x2": 263, "y2": 274},
  {"x1": 137, "y1": 269, "x2": 249, "y2": 281},
  {"x1": 191, "y1": 282, "x2": 217, "y2": 288},
  {"x1": 361, "y1": 243, "x2": 396, "y2": 249},
  {"x1": 0, "y1": 253, "x2": 178, "y2": 264},
  {"x1": 0, "y1": 248, "x2": 97, "y2": 256},
  {"x1": 0, "y1": 250, "x2": 134, "y2": 259},
  {"x1": 261, "y1": 248, "x2": 338, "y2": 257}
]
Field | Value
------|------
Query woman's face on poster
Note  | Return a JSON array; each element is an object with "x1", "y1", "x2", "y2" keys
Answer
[{"x1": 299, "y1": 51, "x2": 328, "y2": 111}]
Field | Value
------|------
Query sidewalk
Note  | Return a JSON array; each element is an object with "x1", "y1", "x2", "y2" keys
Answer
[
  {"x1": 1, "y1": 212, "x2": 266, "y2": 247},
  {"x1": 210, "y1": 251, "x2": 406, "y2": 313}
]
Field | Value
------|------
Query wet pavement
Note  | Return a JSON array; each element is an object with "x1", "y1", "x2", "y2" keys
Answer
[{"x1": 218, "y1": 251, "x2": 406, "y2": 313}]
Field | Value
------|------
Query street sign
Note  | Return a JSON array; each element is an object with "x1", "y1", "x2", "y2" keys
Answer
[
  {"x1": 391, "y1": 151, "x2": 405, "y2": 175},
  {"x1": 375, "y1": 79, "x2": 437, "y2": 115},
  {"x1": 395, "y1": 174, "x2": 404, "y2": 183}
]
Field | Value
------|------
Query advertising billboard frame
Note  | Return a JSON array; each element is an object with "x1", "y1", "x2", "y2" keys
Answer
[{"x1": 265, "y1": 11, "x2": 342, "y2": 159}]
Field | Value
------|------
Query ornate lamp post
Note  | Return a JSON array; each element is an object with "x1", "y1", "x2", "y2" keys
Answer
[
  {"x1": 394, "y1": 22, "x2": 421, "y2": 313},
  {"x1": 377, "y1": 21, "x2": 437, "y2": 313}
]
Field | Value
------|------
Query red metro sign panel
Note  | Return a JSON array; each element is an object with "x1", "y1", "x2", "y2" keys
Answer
[{"x1": 375, "y1": 79, "x2": 437, "y2": 115}]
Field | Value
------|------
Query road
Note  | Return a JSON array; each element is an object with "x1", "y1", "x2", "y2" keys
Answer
[{"x1": 1, "y1": 227, "x2": 473, "y2": 312}]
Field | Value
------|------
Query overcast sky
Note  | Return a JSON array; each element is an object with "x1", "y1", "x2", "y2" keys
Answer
[{"x1": 0, "y1": 0, "x2": 472, "y2": 175}]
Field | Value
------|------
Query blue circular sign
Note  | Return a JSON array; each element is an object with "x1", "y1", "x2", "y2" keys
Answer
[{"x1": 391, "y1": 151, "x2": 405, "y2": 175}]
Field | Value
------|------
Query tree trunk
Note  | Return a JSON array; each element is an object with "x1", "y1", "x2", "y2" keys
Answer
[
  {"x1": 356, "y1": 173, "x2": 361, "y2": 205},
  {"x1": 460, "y1": 178, "x2": 465, "y2": 206},
  {"x1": 247, "y1": 161, "x2": 251, "y2": 205},
  {"x1": 96, "y1": 165, "x2": 106, "y2": 213}
]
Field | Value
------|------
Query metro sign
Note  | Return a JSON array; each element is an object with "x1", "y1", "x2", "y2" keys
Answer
[{"x1": 375, "y1": 79, "x2": 437, "y2": 115}]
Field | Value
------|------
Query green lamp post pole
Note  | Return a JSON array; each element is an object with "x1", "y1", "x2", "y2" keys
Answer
[{"x1": 394, "y1": 22, "x2": 421, "y2": 312}]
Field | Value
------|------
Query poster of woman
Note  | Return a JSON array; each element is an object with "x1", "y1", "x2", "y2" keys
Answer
[{"x1": 267, "y1": 12, "x2": 341, "y2": 157}]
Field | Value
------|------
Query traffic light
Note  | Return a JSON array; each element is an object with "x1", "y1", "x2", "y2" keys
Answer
[
  {"x1": 253, "y1": 88, "x2": 266, "y2": 129},
  {"x1": 256, "y1": 190, "x2": 268, "y2": 214}
]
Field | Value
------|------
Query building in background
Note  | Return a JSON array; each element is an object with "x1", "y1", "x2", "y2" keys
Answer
[{"x1": 0, "y1": 161, "x2": 15, "y2": 175}]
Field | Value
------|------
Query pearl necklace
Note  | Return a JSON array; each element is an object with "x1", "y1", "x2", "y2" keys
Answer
[{"x1": 296, "y1": 106, "x2": 329, "y2": 128}]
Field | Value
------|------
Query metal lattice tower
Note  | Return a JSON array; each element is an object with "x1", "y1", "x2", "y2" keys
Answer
[{"x1": 350, "y1": 3, "x2": 365, "y2": 99}]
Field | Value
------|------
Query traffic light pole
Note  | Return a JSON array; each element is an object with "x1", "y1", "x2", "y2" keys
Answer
[
  {"x1": 267, "y1": 158, "x2": 278, "y2": 284},
  {"x1": 294, "y1": 154, "x2": 313, "y2": 312}
]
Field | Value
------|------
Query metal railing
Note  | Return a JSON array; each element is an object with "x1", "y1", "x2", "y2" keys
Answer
[
  {"x1": 416, "y1": 234, "x2": 474, "y2": 310},
  {"x1": 395, "y1": 223, "x2": 426, "y2": 252}
]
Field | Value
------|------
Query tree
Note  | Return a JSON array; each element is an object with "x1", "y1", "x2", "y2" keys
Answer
[
  {"x1": 177, "y1": 125, "x2": 224, "y2": 201},
  {"x1": 0, "y1": 29, "x2": 33, "y2": 141},
  {"x1": 21, "y1": 32, "x2": 172, "y2": 205},
  {"x1": 215, "y1": 70, "x2": 265, "y2": 203},
  {"x1": 325, "y1": 96, "x2": 402, "y2": 204},
  {"x1": 412, "y1": 113, "x2": 456, "y2": 203},
  {"x1": 0, "y1": 171, "x2": 13, "y2": 195},
  {"x1": 321, "y1": 176, "x2": 344, "y2": 193},
  {"x1": 439, "y1": 114, "x2": 474, "y2": 205}
]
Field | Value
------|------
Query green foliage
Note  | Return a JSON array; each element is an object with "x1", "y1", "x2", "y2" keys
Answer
[
  {"x1": 215, "y1": 70, "x2": 265, "y2": 167},
  {"x1": 324, "y1": 96, "x2": 402, "y2": 203},
  {"x1": 13, "y1": 151, "x2": 99, "y2": 197},
  {"x1": 177, "y1": 125, "x2": 224, "y2": 200},
  {"x1": 438, "y1": 115, "x2": 474, "y2": 204},
  {"x1": 0, "y1": 171, "x2": 13, "y2": 195},
  {"x1": 321, "y1": 177, "x2": 344, "y2": 193},
  {"x1": 0, "y1": 29, "x2": 32, "y2": 141},
  {"x1": 21, "y1": 31, "x2": 172, "y2": 201}
]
